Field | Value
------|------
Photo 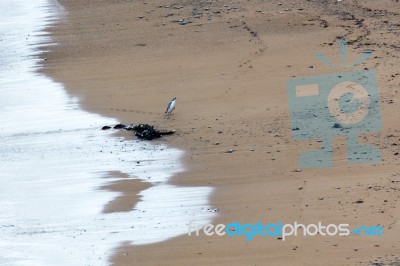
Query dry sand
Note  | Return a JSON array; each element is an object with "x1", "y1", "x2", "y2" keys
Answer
[{"x1": 42, "y1": 0, "x2": 400, "y2": 265}]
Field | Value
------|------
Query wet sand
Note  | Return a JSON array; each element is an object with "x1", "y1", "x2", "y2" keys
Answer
[
  {"x1": 42, "y1": 0, "x2": 400, "y2": 265},
  {"x1": 1, "y1": 1, "x2": 214, "y2": 264}
]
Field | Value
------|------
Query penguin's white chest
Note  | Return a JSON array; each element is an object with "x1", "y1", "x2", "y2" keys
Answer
[{"x1": 169, "y1": 100, "x2": 175, "y2": 112}]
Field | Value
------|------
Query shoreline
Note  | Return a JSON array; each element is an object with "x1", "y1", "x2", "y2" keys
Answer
[
  {"x1": 1, "y1": 0, "x2": 215, "y2": 264},
  {"x1": 40, "y1": 0, "x2": 400, "y2": 265}
]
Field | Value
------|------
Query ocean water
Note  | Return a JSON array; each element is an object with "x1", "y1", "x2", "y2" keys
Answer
[{"x1": 0, "y1": 1, "x2": 215, "y2": 265}]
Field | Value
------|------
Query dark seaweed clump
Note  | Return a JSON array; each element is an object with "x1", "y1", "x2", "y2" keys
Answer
[{"x1": 102, "y1": 123, "x2": 175, "y2": 140}]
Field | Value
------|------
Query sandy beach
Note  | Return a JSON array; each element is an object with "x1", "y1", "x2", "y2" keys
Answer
[{"x1": 36, "y1": 0, "x2": 400, "y2": 265}]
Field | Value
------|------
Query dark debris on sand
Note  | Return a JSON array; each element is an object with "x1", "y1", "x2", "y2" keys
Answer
[{"x1": 102, "y1": 123, "x2": 175, "y2": 140}]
